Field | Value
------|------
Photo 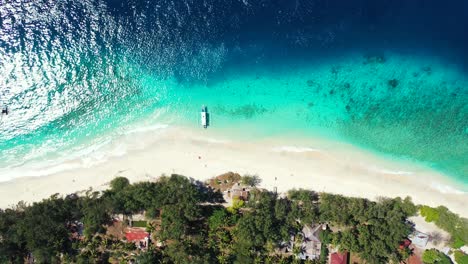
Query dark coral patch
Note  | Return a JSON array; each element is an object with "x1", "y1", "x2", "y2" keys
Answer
[
  {"x1": 422, "y1": 66, "x2": 432, "y2": 75},
  {"x1": 388, "y1": 79, "x2": 399, "y2": 88},
  {"x1": 331, "y1": 66, "x2": 340, "y2": 75},
  {"x1": 363, "y1": 54, "x2": 386, "y2": 64},
  {"x1": 215, "y1": 104, "x2": 268, "y2": 119}
]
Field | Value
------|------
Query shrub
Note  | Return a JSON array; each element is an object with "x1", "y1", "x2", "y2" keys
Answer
[
  {"x1": 452, "y1": 236, "x2": 465, "y2": 249},
  {"x1": 422, "y1": 249, "x2": 452, "y2": 264},
  {"x1": 110, "y1": 177, "x2": 130, "y2": 192},
  {"x1": 227, "y1": 198, "x2": 245, "y2": 214},
  {"x1": 420, "y1": 206, "x2": 439, "y2": 222},
  {"x1": 420, "y1": 206, "x2": 468, "y2": 248},
  {"x1": 454, "y1": 251, "x2": 468, "y2": 264},
  {"x1": 241, "y1": 175, "x2": 261, "y2": 187}
]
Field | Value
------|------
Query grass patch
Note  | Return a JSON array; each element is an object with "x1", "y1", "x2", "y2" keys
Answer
[{"x1": 132, "y1": 220, "x2": 147, "y2": 228}]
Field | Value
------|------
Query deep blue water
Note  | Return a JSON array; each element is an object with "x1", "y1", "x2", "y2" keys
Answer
[{"x1": 0, "y1": 0, "x2": 467, "y2": 183}]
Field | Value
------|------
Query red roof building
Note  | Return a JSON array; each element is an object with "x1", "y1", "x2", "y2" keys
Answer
[
  {"x1": 399, "y1": 239, "x2": 412, "y2": 249},
  {"x1": 330, "y1": 252, "x2": 349, "y2": 264},
  {"x1": 125, "y1": 227, "x2": 149, "y2": 242}
]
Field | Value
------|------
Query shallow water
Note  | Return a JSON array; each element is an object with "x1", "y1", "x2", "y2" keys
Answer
[{"x1": 0, "y1": 0, "x2": 467, "y2": 184}]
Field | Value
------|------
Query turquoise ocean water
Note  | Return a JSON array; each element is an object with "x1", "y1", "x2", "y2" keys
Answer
[{"x1": 0, "y1": 0, "x2": 467, "y2": 186}]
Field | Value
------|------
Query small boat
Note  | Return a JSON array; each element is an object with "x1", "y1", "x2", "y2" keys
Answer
[
  {"x1": 1, "y1": 90, "x2": 9, "y2": 115},
  {"x1": 201, "y1": 106, "x2": 209, "y2": 128}
]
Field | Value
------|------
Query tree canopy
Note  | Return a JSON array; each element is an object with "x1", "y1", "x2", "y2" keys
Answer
[
  {"x1": 420, "y1": 205, "x2": 468, "y2": 248},
  {"x1": 0, "y1": 174, "x2": 431, "y2": 263},
  {"x1": 422, "y1": 249, "x2": 453, "y2": 264}
]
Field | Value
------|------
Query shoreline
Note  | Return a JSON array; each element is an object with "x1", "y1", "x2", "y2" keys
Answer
[{"x1": 0, "y1": 125, "x2": 466, "y2": 217}]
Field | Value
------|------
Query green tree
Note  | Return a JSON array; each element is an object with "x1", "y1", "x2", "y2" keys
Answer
[
  {"x1": 135, "y1": 250, "x2": 163, "y2": 263},
  {"x1": 275, "y1": 198, "x2": 294, "y2": 240},
  {"x1": 163, "y1": 239, "x2": 212, "y2": 264},
  {"x1": 396, "y1": 196, "x2": 418, "y2": 216},
  {"x1": 207, "y1": 208, "x2": 235, "y2": 262},
  {"x1": 208, "y1": 209, "x2": 231, "y2": 230},
  {"x1": 420, "y1": 206, "x2": 468, "y2": 248},
  {"x1": 18, "y1": 195, "x2": 77, "y2": 262},
  {"x1": 319, "y1": 193, "x2": 361, "y2": 226},
  {"x1": 422, "y1": 249, "x2": 452, "y2": 264},
  {"x1": 454, "y1": 251, "x2": 468, "y2": 264},
  {"x1": 227, "y1": 197, "x2": 245, "y2": 214},
  {"x1": 288, "y1": 189, "x2": 319, "y2": 225},
  {"x1": 159, "y1": 204, "x2": 189, "y2": 241},
  {"x1": 125, "y1": 181, "x2": 160, "y2": 214},
  {"x1": 232, "y1": 191, "x2": 283, "y2": 262},
  {"x1": 80, "y1": 191, "x2": 111, "y2": 237},
  {"x1": 420, "y1": 206, "x2": 440, "y2": 222},
  {"x1": 241, "y1": 175, "x2": 261, "y2": 187},
  {"x1": 321, "y1": 195, "x2": 413, "y2": 263},
  {"x1": 0, "y1": 174, "x2": 449, "y2": 264},
  {"x1": 0, "y1": 208, "x2": 27, "y2": 263},
  {"x1": 110, "y1": 177, "x2": 130, "y2": 192}
]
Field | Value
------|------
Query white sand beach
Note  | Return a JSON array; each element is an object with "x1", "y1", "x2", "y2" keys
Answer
[{"x1": 0, "y1": 126, "x2": 466, "y2": 217}]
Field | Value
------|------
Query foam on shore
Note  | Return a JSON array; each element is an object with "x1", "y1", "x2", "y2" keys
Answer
[
  {"x1": 0, "y1": 121, "x2": 170, "y2": 182},
  {"x1": 272, "y1": 146, "x2": 321, "y2": 153}
]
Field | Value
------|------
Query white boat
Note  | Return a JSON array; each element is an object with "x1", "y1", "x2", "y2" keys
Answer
[
  {"x1": 1, "y1": 89, "x2": 9, "y2": 115},
  {"x1": 201, "y1": 106, "x2": 208, "y2": 128}
]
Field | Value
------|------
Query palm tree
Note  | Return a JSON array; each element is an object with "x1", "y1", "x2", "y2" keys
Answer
[{"x1": 292, "y1": 234, "x2": 306, "y2": 256}]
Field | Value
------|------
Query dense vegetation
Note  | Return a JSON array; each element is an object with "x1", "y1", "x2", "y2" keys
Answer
[
  {"x1": 454, "y1": 250, "x2": 468, "y2": 264},
  {"x1": 422, "y1": 249, "x2": 453, "y2": 264},
  {"x1": 0, "y1": 174, "x2": 430, "y2": 264},
  {"x1": 420, "y1": 205, "x2": 468, "y2": 248}
]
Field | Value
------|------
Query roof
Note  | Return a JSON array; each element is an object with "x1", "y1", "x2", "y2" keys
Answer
[
  {"x1": 400, "y1": 239, "x2": 412, "y2": 249},
  {"x1": 331, "y1": 252, "x2": 348, "y2": 264},
  {"x1": 408, "y1": 230, "x2": 429, "y2": 248},
  {"x1": 302, "y1": 225, "x2": 322, "y2": 243},
  {"x1": 299, "y1": 225, "x2": 323, "y2": 260},
  {"x1": 125, "y1": 228, "x2": 149, "y2": 242}
]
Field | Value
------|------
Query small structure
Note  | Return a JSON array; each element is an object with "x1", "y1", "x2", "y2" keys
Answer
[
  {"x1": 298, "y1": 224, "x2": 323, "y2": 260},
  {"x1": 68, "y1": 221, "x2": 84, "y2": 240},
  {"x1": 330, "y1": 252, "x2": 349, "y2": 264},
  {"x1": 206, "y1": 172, "x2": 242, "y2": 191},
  {"x1": 125, "y1": 227, "x2": 150, "y2": 249},
  {"x1": 224, "y1": 182, "x2": 252, "y2": 204},
  {"x1": 201, "y1": 105, "x2": 209, "y2": 128},
  {"x1": 278, "y1": 224, "x2": 323, "y2": 260},
  {"x1": 409, "y1": 230, "x2": 430, "y2": 248},
  {"x1": 399, "y1": 239, "x2": 412, "y2": 250},
  {"x1": 1, "y1": 89, "x2": 9, "y2": 115}
]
